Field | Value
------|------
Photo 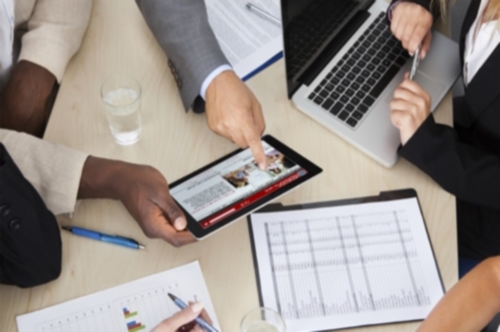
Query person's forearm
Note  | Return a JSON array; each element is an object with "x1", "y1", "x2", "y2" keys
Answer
[
  {"x1": 135, "y1": 0, "x2": 228, "y2": 110},
  {"x1": 419, "y1": 257, "x2": 500, "y2": 331},
  {"x1": 77, "y1": 156, "x2": 126, "y2": 200},
  {"x1": 77, "y1": 156, "x2": 195, "y2": 246},
  {"x1": 399, "y1": 116, "x2": 500, "y2": 209},
  {"x1": 0, "y1": 61, "x2": 56, "y2": 136}
]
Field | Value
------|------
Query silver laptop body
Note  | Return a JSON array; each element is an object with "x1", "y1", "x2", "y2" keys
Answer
[{"x1": 282, "y1": 0, "x2": 461, "y2": 167}]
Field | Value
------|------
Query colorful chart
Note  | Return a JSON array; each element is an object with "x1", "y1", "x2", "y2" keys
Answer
[
  {"x1": 18, "y1": 262, "x2": 220, "y2": 332},
  {"x1": 33, "y1": 285, "x2": 184, "y2": 332},
  {"x1": 123, "y1": 308, "x2": 145, "y2": 332}
]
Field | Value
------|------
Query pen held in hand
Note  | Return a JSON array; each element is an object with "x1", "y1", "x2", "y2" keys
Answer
[
  {"x1": 168, "y1": 293, "x2": 218, "y2": 332},
  {"x1": 409, "y1": 44, "x2": 421, "y2": 80}
]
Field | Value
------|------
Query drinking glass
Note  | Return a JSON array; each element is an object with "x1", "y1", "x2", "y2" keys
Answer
[
  {"x1": 240, "y1": 307, "x2": 286, "y2": 332},
  {"x1": 101, "y1": 75, "x2": 142, "y2": 145}
]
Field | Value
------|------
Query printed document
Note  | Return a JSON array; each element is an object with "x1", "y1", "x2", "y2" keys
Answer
[
  {"x1": 17, "y1": 262, "x2": 219, "y2": 332},
  {"x1": 250, "y1": 198, "x2": 444, "y2": 331},
  {"x1": 205, "y1": 0, "x2": 282, "y2": 80}
]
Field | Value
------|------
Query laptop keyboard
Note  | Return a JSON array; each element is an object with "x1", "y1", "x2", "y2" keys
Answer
[
  {"x1": 287, "y1": 0, "x2": 358, "y2": 78},
  {"x1": 307, "y1": 12, "x2": 410, "y2": 129}
]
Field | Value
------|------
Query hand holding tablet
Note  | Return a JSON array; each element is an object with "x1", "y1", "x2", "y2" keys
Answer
[{"x1": 170, "y1": 135, "x2": 322, "y2": 239}]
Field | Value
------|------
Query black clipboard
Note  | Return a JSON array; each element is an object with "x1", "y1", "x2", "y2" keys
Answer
[{"x1": 247, "y1": 188, "x2": 445, "y2": 332}]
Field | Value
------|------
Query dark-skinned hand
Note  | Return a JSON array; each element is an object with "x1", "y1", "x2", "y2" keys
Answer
[{"x1": 78, "y1": 157, "x2": 196, "y2": 247}]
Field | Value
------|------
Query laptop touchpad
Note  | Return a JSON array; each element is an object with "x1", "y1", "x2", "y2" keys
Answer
[
  {"x1": 384, "y1": 71, "x2": 445, "y2": 110},
  {"x1": 415, "y1": 71, "x2": 445, "y2": 108}
]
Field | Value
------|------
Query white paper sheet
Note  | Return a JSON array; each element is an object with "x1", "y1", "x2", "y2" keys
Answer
[
  {"x1": 250, "y1": 198, "x2": 444, "y2": 332},
  {"x1": 205, "y1": 0, "x2": 282, "y2": 80},
  {"x1": 17, "y1": 261, "x2": 219, "y2": 332}
]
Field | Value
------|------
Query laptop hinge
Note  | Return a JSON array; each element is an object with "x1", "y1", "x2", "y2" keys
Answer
[{"x1": 298, "y1": 10, "x2": 371, "y2": 89}]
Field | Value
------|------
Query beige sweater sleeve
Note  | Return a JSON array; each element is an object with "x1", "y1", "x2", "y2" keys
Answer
[
  {"x1": 18, "y1": 0, "x2": 93, "y2": 82},
  {"x1": 0, "y1": 129, "x2": 89, "y2": 215}
]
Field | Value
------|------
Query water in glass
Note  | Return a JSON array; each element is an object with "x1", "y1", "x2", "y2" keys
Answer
[{"x1": 103, "y1": 87, "x2": 141, "y2": 145}]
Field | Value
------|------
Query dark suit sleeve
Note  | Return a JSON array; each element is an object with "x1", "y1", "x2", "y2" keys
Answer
[
  {"x1": 0, "y1": 144, "x2": 62, "y2": 288},
  {"x1": 390, "y1": 0, "x2": 432, "y2": 10},
  {"x1": 135, "y1": 0, "x2": 229, "y2": 112},
  {"x1": 399, "y1": 115, "x2": 500, "y2": 209}
]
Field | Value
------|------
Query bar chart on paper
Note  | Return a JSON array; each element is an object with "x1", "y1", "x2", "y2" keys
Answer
[
  {"x1": 17, "y1": 262, "x2": 220, "y2": 332},
  {"x1": 33, "y1": 284, "x2": 182, "y2": 332},
  {"x1": 250, "y1": 197, "x2": 444, "y2": 332}
]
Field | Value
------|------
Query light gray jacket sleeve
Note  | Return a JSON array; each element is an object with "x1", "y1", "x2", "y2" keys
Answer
[{"x1": 135, "y1": 0, "x2": 229, "y2": 112}]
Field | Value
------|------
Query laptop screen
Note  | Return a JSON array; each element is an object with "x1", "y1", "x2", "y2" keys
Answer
[{"x1": 281, "y1": 0, "x2": 372, "y2": 96}]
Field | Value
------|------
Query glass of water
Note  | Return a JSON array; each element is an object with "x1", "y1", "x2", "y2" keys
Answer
[
  {"x1": 101, "y1": 75, "x2": 142, "y2": 145},
  {"x1": 240, "y1": 307, "x2": 286, "y2": 332}
]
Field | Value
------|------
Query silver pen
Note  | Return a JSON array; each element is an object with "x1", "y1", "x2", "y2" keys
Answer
[
  {"x1": 168, "y1": 293, "x2": 218, "y2": 332},
  {"x1": 409, "y1": 44, "x2": 421, "y2": 80},
  {"x1": 246, "y1": 3, "x2": 281, "y2": 27}
]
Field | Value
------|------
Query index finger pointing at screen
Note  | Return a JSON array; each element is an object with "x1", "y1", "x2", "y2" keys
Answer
[{"x1": 245, "y1": 130, "x2": 267, "y2": 170}]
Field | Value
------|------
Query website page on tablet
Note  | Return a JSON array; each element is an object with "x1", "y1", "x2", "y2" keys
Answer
[{"x1": 171, "y1": 141, "x2": 308, "y2": 229}]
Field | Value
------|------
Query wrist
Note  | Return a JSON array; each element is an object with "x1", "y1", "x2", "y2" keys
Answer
[
  {"x1": 78, "y1": 156, "x2": 127, "y2": 200},
  {"x1": 388, "y1": 0, "x2": 405, "y2": 21},
  {"x1": 201, "y1": 65, "x2": 233, "y2": 100},
  {"x1": 205, "y1": 70, "x2": 237, "y2": 102}
]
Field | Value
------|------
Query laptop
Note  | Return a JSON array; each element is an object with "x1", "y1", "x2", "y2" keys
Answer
[{"x1": 281, "y1": 0, "x2": 461, "y2": 167}]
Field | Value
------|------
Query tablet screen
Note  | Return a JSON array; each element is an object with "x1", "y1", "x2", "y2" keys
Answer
[{"x1": 170, "y1": 140, "x2": 308, "y2": 229}]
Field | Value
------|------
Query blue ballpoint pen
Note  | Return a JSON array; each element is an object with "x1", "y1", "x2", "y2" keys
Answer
[
  {"x1": 168, "y1": 293, "x2": 218, "y2": 332},
  {"x1": 62, "y1": 226, "x2": 145, "y2": 250}
]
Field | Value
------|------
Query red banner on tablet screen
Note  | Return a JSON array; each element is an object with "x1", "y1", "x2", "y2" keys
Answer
[{"x1": 199, "y1": 169, "x2": 306, "y2": 229}]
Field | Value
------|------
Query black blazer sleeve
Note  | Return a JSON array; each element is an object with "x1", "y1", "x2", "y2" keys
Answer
[
  {"x1": 399, "y1": 115, "x2": 500, "y2": 209},
  {"x1": 0, "y1": 143, "x2": 62, "y2": 288},
  {"x1": 387, "y1": 0, "x2": 439, "y2": 22},
  {"x1": 390, "y1": 0, "x2": 432, "y2": 11}
]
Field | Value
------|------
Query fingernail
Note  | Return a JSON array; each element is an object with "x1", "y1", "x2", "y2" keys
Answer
[
  {"x1": 191, "y1": 302, "x2": 204, "y2": 313},
  {"x1": 174, "y1": 217, "x2": 186, "y2": 230},
  {"x1": 259, "y1": 162, "x2": 266, "y2": 170}
]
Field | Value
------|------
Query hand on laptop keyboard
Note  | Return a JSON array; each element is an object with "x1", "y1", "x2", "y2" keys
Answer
[
  {"x1": 390, "y1": 2, "x2": 433, "y2": 59},
  {"x1": 308, "y1": 13, "x2": 410, "y2": 129},
  {"x1": 389, "y1": 72, "x2": 431, "y2": 145}
]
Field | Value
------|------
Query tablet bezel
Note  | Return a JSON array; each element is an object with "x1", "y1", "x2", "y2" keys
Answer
[{"x1": 169, "y1": 135, "x2": 323, "y2": 239}]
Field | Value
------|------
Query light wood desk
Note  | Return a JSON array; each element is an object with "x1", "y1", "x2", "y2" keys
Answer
[{"x1": 0, "y1": 0, "x2": 457, "y2": 331}]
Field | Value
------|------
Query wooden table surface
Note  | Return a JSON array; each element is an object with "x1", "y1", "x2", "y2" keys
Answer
[{"x1": 0, "y1": 0, "x2": 457, "y2": 331}]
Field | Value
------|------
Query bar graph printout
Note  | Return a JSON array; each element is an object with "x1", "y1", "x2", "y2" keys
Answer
[
  {"x1": 16, "y1": 261, "x2": 219, "y2": 332},
  {"x1": 249, "y1": 197, "x2": 444, "y2": 332}
]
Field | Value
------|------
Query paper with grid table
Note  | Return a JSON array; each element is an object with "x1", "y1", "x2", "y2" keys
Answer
[{"x1": 249, "y1": 196, "x2": 444, "y2": 332}]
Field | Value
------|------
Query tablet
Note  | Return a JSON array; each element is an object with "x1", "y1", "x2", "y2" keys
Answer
[{"x1": 169, "y1": 135, "x2": 322, "y2": 239}]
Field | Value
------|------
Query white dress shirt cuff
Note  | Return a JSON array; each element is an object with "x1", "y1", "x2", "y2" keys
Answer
[{"x1": 200, "y1": 64, "x2": 233, "y2": 100}]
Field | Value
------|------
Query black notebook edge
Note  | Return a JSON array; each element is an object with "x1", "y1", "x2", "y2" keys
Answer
[{"x1": 246, "y1": 188, "x2": 446, "y2": 332}]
